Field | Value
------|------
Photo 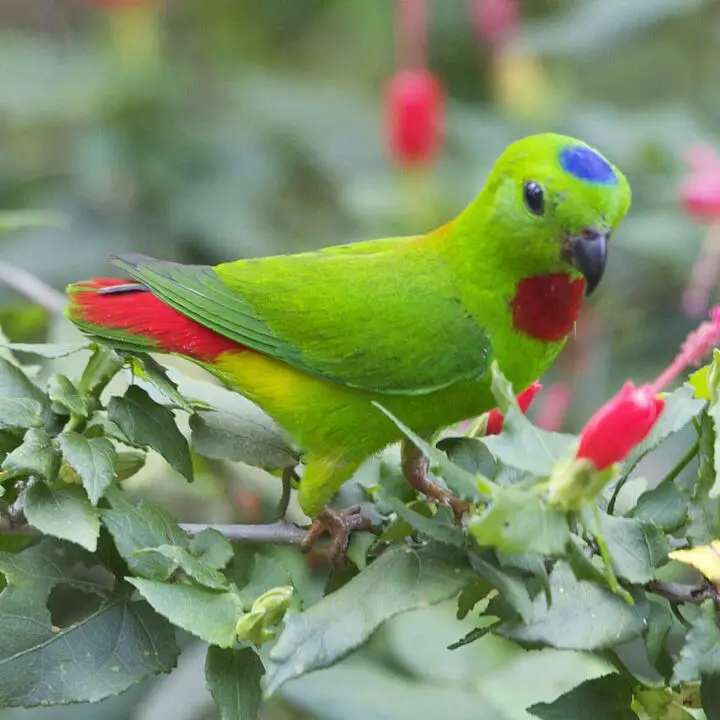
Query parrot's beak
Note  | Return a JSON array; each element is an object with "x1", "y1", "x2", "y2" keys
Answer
[{"x1": 568, "y1": 229, "x2": 609, "y2": 296}]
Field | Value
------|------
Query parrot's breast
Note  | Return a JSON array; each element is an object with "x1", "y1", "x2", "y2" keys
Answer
[{"x1": 510, "y1": 273, "x2": 585, "y2": 342}]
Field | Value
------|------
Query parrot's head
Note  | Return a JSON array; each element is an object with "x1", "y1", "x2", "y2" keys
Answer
[{"x1": 479, "y1": 133, "x2": 631, "y2": 296}]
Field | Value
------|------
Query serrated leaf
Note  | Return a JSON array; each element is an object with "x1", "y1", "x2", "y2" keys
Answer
[
  {"x1": 468, "y1": 485, "x2": 571, "y2": 555},
  {"x1": 635, "y1": 687, "x2": 696, "y2": 720},
  {"x1": 346, "y1": 531, "x2": 376, "y2": 570},
  {"x1": 601, "y1": 513, "x2": 669, "y2": 583},
  {"x1": 527, "y1": 673, "x2": 638, "y2": 720},
  {"x1": 689, "y1": 412, "x2": 720, "y2": 545},
  {"x1": 137, "y1": 545, "x2": 230, "y2": 590},
  {"x1": 643, "y1": 600, "x2": 678, "y2": 682},
  {"x1": 47, "y1": 374, "x2": 89, "y2": 417},
  {"x1": 2, "y1": 427, "x2": 59, "y2": 480},
  {"x1": 625, "y1": 384, "x2": 705, "y2": 471},
  {"x1": 498, "y1": 563, "x2": 647, "y2": 651},
  {"x1": 6, "y1": 341, "x2": 90, "y2": 358},
  {"x1": 470, "y1": 553, "x2": 533, "y2": 623},
  {"x1": 673, "y1": 600, "x2": 720, "y2": 683},
  {"x1": 710, "y1": 402, "x2": 720, "y2": 500},
  {"x1": 482, "y1": 407, "x2": 575, "y2": 476},
  {"x1": 265, "y1": 544, "x2": 468, "y2": 694},
  {"x1": 115, "y1": 449, "x2": 146, "y2": 480},
  {"x1": 436, "y1": 436, "x2": 497, "y2": 478},
  {"x1": 56, "y1": 431, "x2": 116, "y2": 505},
  {"x1": 189, "y1": 527, "x2": 234, "y2": 569},
  {"x1": 386, "y1": 498, "x2": 465, "y2": 547},
  {"x1": 191, "y1": 409, "x2": 298, "y2": 471},
  {"x1": 633, "y1": 481, "x2": 689, "y2": 532},
  {"x1": 108, "y1": 385, "x2": 193, "y2": 482},
  {"x1": 0, "y1": 538, "x2": 178, "y2": 707},
  {"x1": 447, "y1": 621, "x2": 498, "y2": 651},
  {"x1": 128, "y1": 577, "x2": 243, "y2": 648},
  {"x1": 25, "y1": 482, "x2": 100, "y2": 551},
  {"x1": 100, "y1": 486, "x2": 189, "y2": 580},
  {"x1": 206, "y1": 646, "x2": 265, "y2": 720},
  {"x1": 0, "y1": 397, "x2": 44, "y2": 429},
  {"x1": 456, "y1": 577, "x2": 493, "y2": 620}
]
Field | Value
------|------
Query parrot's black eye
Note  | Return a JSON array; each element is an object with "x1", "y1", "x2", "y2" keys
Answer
[{"x1": 523, "y1": 181, "x2": 545, "y2": 216}]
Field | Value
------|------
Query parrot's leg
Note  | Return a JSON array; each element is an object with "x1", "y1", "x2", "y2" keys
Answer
[
  {"x1": 300, "y1": 505, "x2": 372, "y2": 568},
  {"x1": 401, "y1": 439, "x2": 470, "y2": 519}
]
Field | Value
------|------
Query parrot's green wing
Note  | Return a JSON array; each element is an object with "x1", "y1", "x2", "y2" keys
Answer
[{"x1": 111, "y1": 247, "x2": 492, "y2": 396}]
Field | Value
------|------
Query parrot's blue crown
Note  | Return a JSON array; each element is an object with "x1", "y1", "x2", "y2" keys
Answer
[{"x1": 559, "y1": 145, "x2": 616, "y2": 185}]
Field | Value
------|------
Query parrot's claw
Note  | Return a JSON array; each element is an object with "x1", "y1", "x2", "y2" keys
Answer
[
  {"x1": 300, "y1": 505, "x2": 372, "y2": 569},
  {"x1": 401, "y1": 441, "x2": 470, "y2": 521}
]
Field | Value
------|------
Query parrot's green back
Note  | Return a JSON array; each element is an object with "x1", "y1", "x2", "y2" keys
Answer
[{"x1": 67, "y1": 133, "x2": 631, "y2": 514}]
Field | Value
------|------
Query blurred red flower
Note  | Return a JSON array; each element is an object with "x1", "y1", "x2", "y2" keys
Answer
[
  {"x1": 576, "y1": 381, "x2": 665, "y2": 470},
  {"x1": 486, "y1": 381, "x2": 542, "y2": 435},
  {"x1": 386, "y1": 70, "x2": 445, "y2": 167},
  {"x1": 680, "y1": 144, "x2": 720, "y2": 221},
  {"x1": 471, "y1": 0, "x2": 520, "y2": 46}
]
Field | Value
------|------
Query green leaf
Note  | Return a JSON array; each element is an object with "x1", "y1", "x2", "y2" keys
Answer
[
  {"x1": 644, "y1": 599, "x2": 677, "y2": 680},
  {"x1": 136, "y1": 544, "x2": 230, "y2": 590},
  {"x1": 447, "y1": 621, "x2": 498, "y2": 650},
  {"x1": 206, "y1": 646, "x2": 265, "y2": 720},
  {"x1": 100, "y1": 486, "x2": 189, "y2": 580},
  {"x1": 482, "y1": 407, "x2": 575, "y2": 476},
  {"x1": 47, "y1": 374, "x2": 89, "y2": 417},
  {"x1": 470, "y1": 553, "x2": 534, "y2": 623},
  {"x1": 0, "y1": 396, "x2": 44, "y2": 429},
  {"x1": 0, "y1": 356, "x2": 47, "y2": 405},
  {"x1": 0, "y1": 209, "x2": 67, "y2": 232},
  {"x1": 689, "y1": 412, "x2": 720, "y2": 545},
  {"x1": 108, "y1": 385, "x2": 194, "y2": 482},
  {"x1": 232, "y1": 553, "x2": 293, "y2": 608},
  {"x1": 127, "y1": 577, "x2": 243, "y2": 648},
  {"x1": 634, "y1": 687, "x2": 696, "y2": 720},
  {"x1": 498, "y1": 563, "x2": 647, "y2": 651},
  {"x1": 701, "y1": 675, "x2": 720, "y2": 720},
  {"x1": 265, "y1": 544, "x2": 468, "y2": 694},
  {"x1": 600, "y1": 513, "x2": 669, "y2": 583},
  {"x1": 78, "y1": 346, "x2": 124, "y2": 396},
  {"x1": 673, "y1": 600, "x2": 720, "y2": 683},
  {"x1": 0, "y1": 538, "x2": 178, "y2": 707},
  {"x1": 468, "y1": 485, "x2": 571, "y2": 555},
  {"x1": 386, "y1": 498, "x2": 465, "y2": 547},
  {"x1": 191, "y1": 409, "x2": 298, "y2": 471},
  {"x1": 624, "y1": 384, "x2": 705, "y2": 471},
  {"x1": 710, "y1": 401, "x2": 720, "y2": 500},
  {"x1": 56, "y1": 431, "x2": 116, "y2": 505},
  {"x1": 2, "y1": 427, "x2": 59, "y2": 480},
  {"x1": 346, "y1": 531, "x2": 376, "y2": 570},
  {"x1": 114, "y1": 448, "x2": 147, "y2": 480},
  {"x1": 456, "y1": 577, "x2": 493, "y2": 619},
  {"x1": 633, "y1": 481, "x2": 689, "y2": 532},
  {"x1": 125, "y1": 353, "x2": 194, "y2": 413},
  {"x1": 6, "y1": 341, "x2": 90, "y2": 358},
  {"x1": 436, "y1": 436, "x2": 497, "y2": 478},
  {"x1": 189, "y1": 527, "x2": 234, "y2": 569},
  {"x1": 527, "y1": 673, "x2": 638, "y2": 720},
  {"x1": 25, "y1": 482, "x2": 100, "y2": 552}
]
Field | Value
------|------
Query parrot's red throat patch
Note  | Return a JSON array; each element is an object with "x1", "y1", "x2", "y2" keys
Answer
[
  {"x1": 70, "y1": 278, "x2": 241, "y2": 361},
  {"x1": 511, "y1": 274, "x2": 585, "y2": 342}
]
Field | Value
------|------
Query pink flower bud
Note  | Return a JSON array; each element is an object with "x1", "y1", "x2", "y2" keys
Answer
[
  {"x1": 576, "y1": 382, "x2": 665, "y2": 470},
  {"x1": 471, "y1": 0, "x2": 521, "y2": 46},
  {"x1": 486, "y1": 381, "x2": 542, "y2": 435}
]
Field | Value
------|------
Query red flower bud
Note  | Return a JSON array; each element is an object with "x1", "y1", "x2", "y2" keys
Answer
[
  {"x1": 680, "y1": 144, "x2": 720, "y2": 221},
  {"x1": 385, "y1": 70, "x2": 444, "y2": 167},
  {"x1": 576, "y1": 382, "x2": 665, "y2": 470},
  {"x1": 486, "y1": 381, "x2": 542, "y2": 435}
]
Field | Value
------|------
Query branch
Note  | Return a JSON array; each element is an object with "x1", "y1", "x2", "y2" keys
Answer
[
  {"x1": 645, "y1": 579, "x2": 715, "y2": 604},
  {"x1": 179, "y1": 521, "x2": 307, "y2": 545},
  {"x1": 0, "y1": 262, "x2": 66, "y2": 315}
]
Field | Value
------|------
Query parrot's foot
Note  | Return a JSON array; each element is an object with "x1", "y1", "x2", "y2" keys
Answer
[
  {"x1": 300, "y1": 505, "x2": 372, "y2": 568},
  {"x1": 401, "y1": 441, "x2": 470, "y2": 520}
]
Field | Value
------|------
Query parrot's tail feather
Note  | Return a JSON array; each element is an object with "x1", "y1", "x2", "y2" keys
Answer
[{"x1": 66, "y1": 278, "x2": 242, "y2": 362}]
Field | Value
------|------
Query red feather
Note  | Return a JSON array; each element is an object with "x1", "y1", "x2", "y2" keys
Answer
[
  {"x1": 511, "y1": 274, "x2": 585, "y2": 342},
  {"x1": 70, "y1": 278, "x2": 242, "y2": 361}
]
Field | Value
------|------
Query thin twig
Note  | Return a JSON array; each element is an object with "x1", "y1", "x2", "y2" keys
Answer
[
  {"x1": 179, "y1": 521, "x2": 307, "y2": 545},
  {"x1": 276, "y1": 468, "x2": 295, "y2": 520},
  {"x1": 0, "y1": 262, "x2": 66, "y2": 315},
  {"x1": 644, "y1": 579, "x2": 715, "y2": 604}
]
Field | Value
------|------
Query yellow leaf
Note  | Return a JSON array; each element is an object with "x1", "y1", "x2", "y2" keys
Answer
[
  {"x1": 669, "y1": 541, "x2": 720, "y2": 584},
  {"x1": 689, "y1": 365, "x2": 711, "y2": 401}
]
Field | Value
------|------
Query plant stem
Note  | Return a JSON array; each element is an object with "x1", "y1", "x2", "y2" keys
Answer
[
  {"x1": 0, "y1": 261, "x2": 66, "y2": 315},
  {"x1": 644, "y1": 579, "x2": 715, "y2": 605},
  {"x1": 276, "y1": 467, "x2": 295, "y2": 520},
  {"x1": 179, "y1": 521, "x2": 307, "y2": 545}
]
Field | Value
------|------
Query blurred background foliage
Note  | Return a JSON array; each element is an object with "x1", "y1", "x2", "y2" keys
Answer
[{"x1": 0, "y1": 0, "x2": 718, "y2": 718}]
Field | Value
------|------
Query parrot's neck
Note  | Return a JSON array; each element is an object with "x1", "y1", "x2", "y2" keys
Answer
[{"x1": 510, "y1": 273, "x2": 585, "y2": 342}]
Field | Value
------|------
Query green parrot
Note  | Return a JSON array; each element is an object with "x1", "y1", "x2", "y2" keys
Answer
[{"x1": 66, "y1": 133, "x2": 630, "y2": 555}]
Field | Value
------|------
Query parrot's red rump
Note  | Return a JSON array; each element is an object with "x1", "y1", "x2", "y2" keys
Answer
[
  {"x1": 511, "y1": 274, "x2": 585, "y2": 342},
  {"x1": 72, "y1": 278, "x2": 242, "y2": 361}
]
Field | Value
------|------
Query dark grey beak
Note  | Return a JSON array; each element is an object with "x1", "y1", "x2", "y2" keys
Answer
[{"x1": 569, "y1": 229, "x2": 609, "y2": 296}]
